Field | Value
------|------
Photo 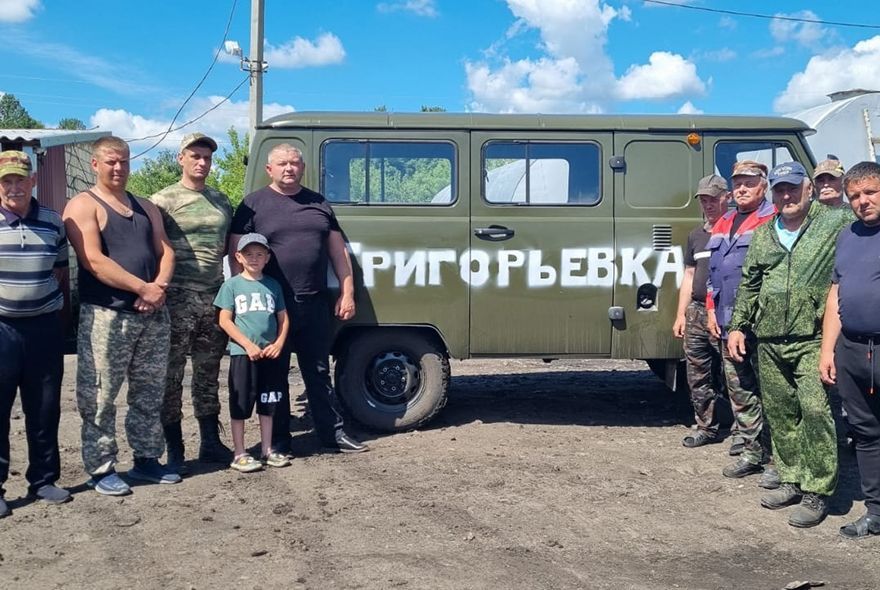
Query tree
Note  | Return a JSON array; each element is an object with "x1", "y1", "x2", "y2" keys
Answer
[
  {"x1": 57, "y1": 117, "x2": 87, "y2": 130},
  {"x1": 0, "y1": 93, "x2": 44, "y2": 129},
  {"x1": 420, "y1": 105, "x2": 446, "y2": 112},
  {"x1": 207, "y1": 127, "x2": 249, "y2": 207},
  {"x1": 127, "y1": 149, "x2": 181, "y2": 197}
]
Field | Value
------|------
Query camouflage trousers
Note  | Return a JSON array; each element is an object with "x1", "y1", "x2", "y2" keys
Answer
[
  {"x1": 76, "y1": 304, "x2": 169, "y2": 475},
  {"x1": 721, "y1": 334, "x2": 770, "y2": 465},
  {"x1": 758, "y1": 338, "x2": 838, "y2": 496},
  {"x1": 683, "y1": 302, "x2": 724, "y2": 435},
  {"x1": 161, "y1": 287, "x2": 227, "y2": 425}
]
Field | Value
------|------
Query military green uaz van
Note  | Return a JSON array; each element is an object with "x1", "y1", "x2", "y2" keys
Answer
[{"x1": 245, "y1": 112, "x2": 815, "y2": 432}]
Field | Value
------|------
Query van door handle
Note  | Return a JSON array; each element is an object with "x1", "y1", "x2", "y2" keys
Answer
[{"x1": 474, "y1": 225, "x2": 515, "y2": 241}]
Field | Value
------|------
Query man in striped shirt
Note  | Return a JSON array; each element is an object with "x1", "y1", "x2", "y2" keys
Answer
[{"x1": 0, "y1": 150, "x2": 71, "y2": 517}]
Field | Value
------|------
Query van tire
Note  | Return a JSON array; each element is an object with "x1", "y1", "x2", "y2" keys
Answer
[{"x1": 335, "y1": 329, "x2": 450, "y2": 432}]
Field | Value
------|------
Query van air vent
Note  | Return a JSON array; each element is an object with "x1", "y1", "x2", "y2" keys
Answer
[{"x1": 652, "y1": 225, "x2": 672, "y2": 251}]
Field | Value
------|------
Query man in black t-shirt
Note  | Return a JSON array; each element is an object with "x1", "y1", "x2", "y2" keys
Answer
[
  {"x1": 673, "y1": 174, "x2": 730, "y2": 448},
  {"x1": 820, "y1": 161, "x2": 880, "y2": 539},
  {"x1": 229, "y1": 144, "x2": 368, "y2": 455}
]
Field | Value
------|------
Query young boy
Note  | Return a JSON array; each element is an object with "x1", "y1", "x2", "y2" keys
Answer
[{"x1": 214, "y1": 233, "x2": 290, "y2": 472}]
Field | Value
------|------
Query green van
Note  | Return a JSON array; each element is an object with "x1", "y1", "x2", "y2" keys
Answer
[{"x1": 245, "y1": 112, "x2": 815, "y2": 432}]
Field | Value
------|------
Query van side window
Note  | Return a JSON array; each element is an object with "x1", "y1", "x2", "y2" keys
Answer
[
  {"x1": 714, "y1": 141, "x2": 797, "y2": 182},
  {"x1": 482, "y1": 142, "x2": 600, "y2": 205},
  {"x1": 321, "y1": 140, "x2": 456, "y2": 205}
]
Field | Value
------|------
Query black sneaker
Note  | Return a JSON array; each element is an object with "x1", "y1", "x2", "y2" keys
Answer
[
  {"x1": 722, "y1": 458, "x2": 763, "y2": 479},
  {"x1": 840, "y1": 513, "x2": 880, "y2": 540},
  {"x1": 323, "y1": 433, "x2": 369, "y2": 454},
  {"x1": 789, "y1": 493, "x2": 829, "y2": 528},
  {"x1": 0, "y1": 496, "x2": 9, "y2": 518}
]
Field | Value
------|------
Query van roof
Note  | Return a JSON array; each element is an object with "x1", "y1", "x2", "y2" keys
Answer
[{"x1": 262, "y1": 111, "x2": 812, "y2": 133}]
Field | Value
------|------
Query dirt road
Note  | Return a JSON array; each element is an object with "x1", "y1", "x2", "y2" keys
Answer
[{"x1": 1, "y1": 356, "x2": 878, "y2": 590}]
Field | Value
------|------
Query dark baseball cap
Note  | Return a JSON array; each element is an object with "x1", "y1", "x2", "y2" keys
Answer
[
  {"x1": 694, "y1": 174, "x2": 728, "y2": 198},
  {"x1": 768, "y1": 161, "x2": 808, "y2": 188}
]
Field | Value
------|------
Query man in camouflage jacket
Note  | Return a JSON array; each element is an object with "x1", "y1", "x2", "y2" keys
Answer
[
  {"x1": 728, "y1": 161, "x2": 853, "y2": 528},
  {"x1": 150, "y1": 133, "x2": 234, "y2": 470}
]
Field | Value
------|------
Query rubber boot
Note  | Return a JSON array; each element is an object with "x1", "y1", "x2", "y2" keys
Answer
[
  {"x1": 197, "y1": 416, "x2": 233, "y2": 463},
  {"x1": 163, "y1": 421, "x2": 187, "y2": 475}
]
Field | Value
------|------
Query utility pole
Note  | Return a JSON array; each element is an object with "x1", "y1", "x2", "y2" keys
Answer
[{"x1": 248, "y1": 0, "x2": 266, "y2": 145}]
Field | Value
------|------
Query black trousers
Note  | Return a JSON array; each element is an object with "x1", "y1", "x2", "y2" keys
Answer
[
  {"x1": 0, "y1": 313, "x2": 64, "y2": 495},
  {"x1": 272, "y1": 294, "x2": 344, "y2": 448},
  {"x1": 836, "y1": 332, "x2": 880, "y2": 516}
]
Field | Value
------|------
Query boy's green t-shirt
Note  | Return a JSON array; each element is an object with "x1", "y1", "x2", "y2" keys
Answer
[{"x1": 213, "y1": 274, "x2": 286, "y2": 355}]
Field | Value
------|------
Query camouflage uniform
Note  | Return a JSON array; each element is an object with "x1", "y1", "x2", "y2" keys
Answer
[
  {"x1": 149, "y1": 182, "x2": 232, "y2": 424},
  {"x1": 683, "y1": 301, "x2": 724, "y2": 435},
  {"x1": 76, "y1": 304, "x2": 170, "y2": 475},
  {"x1": 729, "y1": 201, "x2": 853, "y2": 495}
]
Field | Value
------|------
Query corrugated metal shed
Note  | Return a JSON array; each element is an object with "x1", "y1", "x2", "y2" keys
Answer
[{"x1": 0, "y1": 129, "x2": 109, "y2": 150}]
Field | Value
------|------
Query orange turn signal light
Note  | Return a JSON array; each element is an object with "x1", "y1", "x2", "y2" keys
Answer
[{"x1": 687, "y1": 132, "x2": 701, "y2": 146}]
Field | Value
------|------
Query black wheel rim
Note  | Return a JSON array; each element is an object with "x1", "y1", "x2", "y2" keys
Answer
[{"x1": 364, "y1": 350, "x2": 421, "y2": 408}]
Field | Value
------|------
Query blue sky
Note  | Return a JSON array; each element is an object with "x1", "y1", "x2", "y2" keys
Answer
[{"x1": 2, "y1": 0, "x2": 879, "y2": 160}]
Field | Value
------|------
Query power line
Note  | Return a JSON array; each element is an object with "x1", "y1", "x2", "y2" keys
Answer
[
  {"x1": 127, "y1": 76, "x2": 249, "y2": 147},
  {"x1": 642, "y1": 0, "x2": 880, "y2": 29},
  {"x1": 129, "y1": 0, "x2": 239, "y2": 159}
]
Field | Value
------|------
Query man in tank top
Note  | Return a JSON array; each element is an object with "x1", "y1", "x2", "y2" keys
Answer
[{"x1": 63, "y1": 136, "x2": 180, "y2": 496}]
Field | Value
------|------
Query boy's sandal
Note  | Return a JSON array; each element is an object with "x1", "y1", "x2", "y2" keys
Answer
[
  {"x1": 230, "y1": 454, "x2": 263, "y2": 473},
  {"x1": 262, "y1": 452, "x2": 291, "y2": 468},
  {"x1": 682, "y1": 430, "x2": 721, "y2": 448}
]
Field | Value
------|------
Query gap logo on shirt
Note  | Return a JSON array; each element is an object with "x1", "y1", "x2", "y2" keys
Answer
[{"x1": 234, "y1": 292, "x2": 276, "y2": 315}]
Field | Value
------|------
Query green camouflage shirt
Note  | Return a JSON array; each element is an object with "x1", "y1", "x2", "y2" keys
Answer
[
  {"x1": 729, "y1": 200, "x2": 854, "y2": 340},
  {"x1": 150, "y1": 181, "x2": 232, "y2": 292}
]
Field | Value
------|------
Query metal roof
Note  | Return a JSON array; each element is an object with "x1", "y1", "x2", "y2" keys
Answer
[
  {"x1": 789, "y1": 91, "x2": 880, "y2": 128},
  {"x1": 261, "y1": 111, "x2": 812, "y2": 133},
  {"x1": 0, "y1": 129, "x2": 110, "y2": 149}
]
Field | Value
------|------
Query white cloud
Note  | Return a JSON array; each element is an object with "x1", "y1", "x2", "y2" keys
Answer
[
  {"x1": 0, "y1": 0, "x2": 40, "y2": 22},
  {"x1": 677, "y1": 100, "x2": 703, "y2": 115},
  {"x1": 377, "y1": 0, "x2": 438, "y2": 17},
  {"x1": 264, "y1": 33, "x2": 345, "y2": 69},
  {"x1": 770, "y1": 11, "x2": 832, "y2": 48},
  {"x1": 694, "y1": 48, "x2": 736, "y2": 63},
  {"x1": 3, "y1": 33, "x2": 156, "y2": 96},
  {"x1": 465, "y1": 0, "x2": 706, "y2": 113},
  {"x1": 752, "y1": 46, "x2": 786, "y2": 59},
  {"x1": 617, "y1": 52, "x2": 706, "y2": 100},
  {"x1": 718, "y1": 16, "x2": 737, "y2": 30},
  {"x1": 774, "y1": 35, "x2": 880, "y2": 113},
  {"x1": 89, "y1": 96, "x2": 295, "y2": 156},
  {"x1": 466, "y1": 57, "x2": 598, "y2": 113}
]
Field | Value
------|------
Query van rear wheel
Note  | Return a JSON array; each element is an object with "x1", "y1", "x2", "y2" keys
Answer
[{"x1": 336, "y1": 330, "x2": 450, "y2": 432}]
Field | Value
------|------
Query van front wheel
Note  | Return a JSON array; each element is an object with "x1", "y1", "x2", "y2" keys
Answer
[{"x1": 336, "y1": 330, "x2": 450, "y2": 432}]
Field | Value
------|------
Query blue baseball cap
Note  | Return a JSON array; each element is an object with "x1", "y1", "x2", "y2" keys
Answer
[{"x1": 768, "y1": 161, "x2": 807, "y2": 188}]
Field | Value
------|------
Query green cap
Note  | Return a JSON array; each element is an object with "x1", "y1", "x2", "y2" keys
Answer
[
  {"x1": 179, "y1": 132, "x2": 218, "y2": 153},
  {"x1": 0, "y1": 150, "x2": 33, "y2": 178}
]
